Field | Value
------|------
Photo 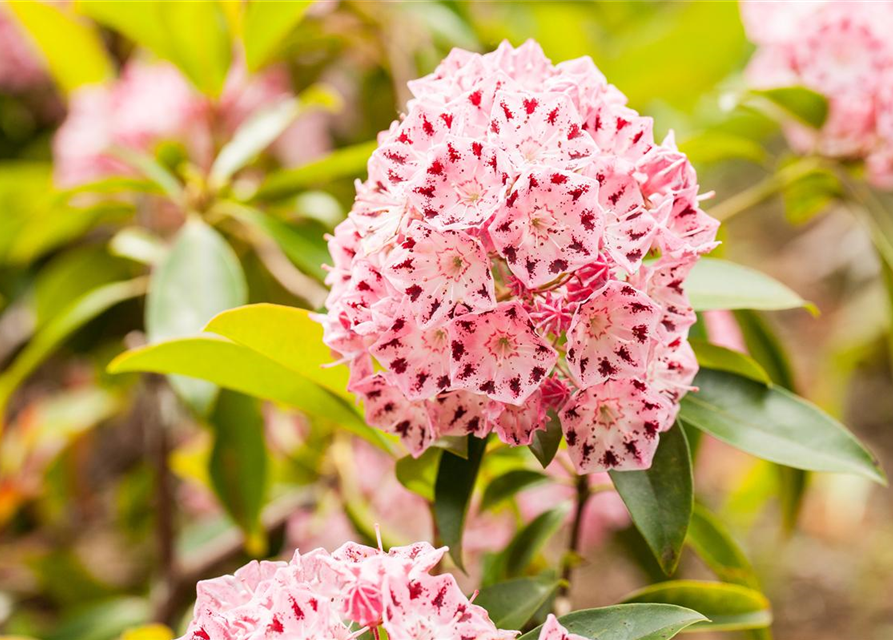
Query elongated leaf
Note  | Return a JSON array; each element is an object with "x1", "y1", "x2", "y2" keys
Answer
[
  {"x1": 242, "y1": 0, "x2": 312, "y2": 70},
  {"x1": 9, "y1": 1, "x2": 113, "y2": 93},
  {"x1": 499, "y1": 504, "x2": 571, "y2": 580},
  {"x1": 679, "y1": 131, "x2": 767, "y2": 166},
  {"x1": 0, "y1": 278, "x2": 147, "y2": 423},
  {"x1": 107, "y1": 335, "x2": 393, "y2": 453},
  {"x1": 752, "y1": 86, "x2": 829, "y2": 129},
  {"x1": 434, "y1": 435, "x2": 487, "y2": 571},
  {"x1": 690, "y1": 339, "x2": 770, "y2": 384},
  {"x1": 480, "y1": 469, "x2": 550, "y2": 512},
  {"x1": 395, "y1": 448, "x2": 442, "y2": 502},
  {"x1": 686, "y1": 504, "x2": 759, "y2": 589},
  {"x1": 686, "y1": 258, "x2": 811, "y2": 312},
  {"x1": 529, "y1": 411, "x2": 563, "y2": 468},
  {"x1": 680, "y1": 368, "x2": 886, "y2": 484},
  {"x1": 475, "y1": 576, "x2": 562, "y2": 630},
  {"x1": 208, "y1": 390, "x2": 268, "y2": 552},
  {"x1": 623, "y1": 580, "x2": 772, "y2": 632},
  {"x1": 518, "y1": 604, "x2": 707, "y2": 640},
  {"x1": 253, "y1": 140, "x2": 377, "y2": 201},
  {"x1": 203, "y1": 304, "x2": 349, "y2": 398},
  {"x1": 146, "y1": 219, "x2": 247, "y2": 416},
  {"x1": 609, "y1": 425, "x2": 693, "y2": 575}
]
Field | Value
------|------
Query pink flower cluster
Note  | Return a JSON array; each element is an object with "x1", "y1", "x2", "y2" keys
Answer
[
  {"x1": 179, "y1": 539, "x2": 579, "y2": 640},
  {"x1": 741, "y1": 0, "x2": 893, "y2": 189},
  {"x1": 53, "y1": 57, "x2": 328, "y2": 187},
  {"x1": 318, "y1": 40, "x2": 717, "y2": 473},
  {"x1": 0, "y1": 5, "x2": 48, "y2": 93}
]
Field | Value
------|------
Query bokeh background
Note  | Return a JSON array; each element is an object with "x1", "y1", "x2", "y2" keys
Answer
[{"x1": 0, "y1": 2, "x2": 890, "y2": 640}]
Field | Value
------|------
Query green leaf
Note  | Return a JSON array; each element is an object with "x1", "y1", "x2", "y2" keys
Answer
[
  {"x1": 219, "y1": 204, "x2": 329, "y2": 281},
  {"x1": 679, "y1": 131, "x2": 768, "y2": 167},
  {"x1": 81, "y1": 1, "x2": 232, "y2": 96},
  {"x1": 488, "y1": 503, "x2": 571, "y2": 584},
  {"x1": 680, "y1": 368, "x2": 886, "y2": 484},
  {"x1": 517, "y1": 604, "x2": 707, "y2": 640},
  {"x1": 623, "y1": 580, "x2": 772, "y2": 632},
  {"x1": 9, "y1": 1, "x2": 113, "y2": 93},
  {"x1": 529, "y1": 410, "x2": 563, "y2": 468},
  {"x1": 44, "y1": 597, "x2": 150, "y2": 640},
  {"x1": 242, "y1": 0, "x2": 312, "y2": 71},
  {"x1": 208, "y1": 390, "x2": 268, "y2": 551},
  {"x1": 732, "y1": 310, "x2": 796, "y2": 389},
  {"x1": 203, "y1": 304, "x2": 349, "y2": 399},
  {"x1": 107, "y1": 335, "x2": 393, "y2": 453},
  {"x1": 146, "y1": 218, "x2": 247, "y2": 416},
  {"x1": 253, "y1": 140, "x2": 377, "y2": 201},
  {"x1": 609, "y1": 425, "x2": 693, "y2": 575},
  {"x1": 395, "y1": 448, "x2": 442, "y2": 502},
  {"x1": 480, "y1": 469, "x2": 550, "y2": 512},
  {"x1": 210, "y1": 86, "x2": 340, "y2": 187},
  {"x1": 109, "y1": 227, "x2": 168, "y2": 266},
  {"x1": 686, "y1": 258, "x2": 812, "y2": 312},
  {"x1": 434, "y1": 435, "x2": 487, "y2": 571},
  {"x1": 686, "y1": 504, "x2": 760, "y2": 589},
  {"x1": 689, "y1": 339, "x2": 770, "y2": 384},
  {"x1": 782, "y1": 168, "x2": 841, "y2": 224},
  {"x1": 475, "y1": 576, "x2": 562, "y2": 630},
  {"x1": 752, "y1": 86, "x2": 829, "y2": 129},
  {"x1": 0, "y1": 278, "x2": 147, "y2": 424}
]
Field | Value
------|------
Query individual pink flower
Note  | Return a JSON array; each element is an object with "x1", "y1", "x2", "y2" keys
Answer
[{"x1": 318, "y1": 41, "x2": 717, "y2": 472}]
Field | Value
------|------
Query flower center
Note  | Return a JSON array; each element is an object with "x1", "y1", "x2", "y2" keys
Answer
[
  {"x1": 455, "y1": 178, "x2": 484, "y2": 205},
  {"x1": 486, "y1": 330, "x2": 517, "y2": 360}
]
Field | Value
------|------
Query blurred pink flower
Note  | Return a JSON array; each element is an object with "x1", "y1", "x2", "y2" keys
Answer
[{"x1": 0, "y1": 4, "x2": 48, "y2": 93}]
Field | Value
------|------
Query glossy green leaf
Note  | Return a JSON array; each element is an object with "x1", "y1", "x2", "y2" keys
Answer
[
  {"x1": 146, "y1": 218, "x2": 247, "y2": 416},
  {"x1": 9, "y1": 1, "x2": 113, "y2": 93},
  {"x1": 686, "y1": 258, "x2": 812, "y2": 312},
  {"x1": 253, "y1": 140, "x2": 377, "y2": 201},
  {"x1": 680, "y1": 368, "x2": 886, "y2": 484},
  {"x1": 395, "y1": 448, "x2": 442, "y2": 502},
  {"x1": 489, "y1": 503, "x2": 571, "y2": 583},
  {"x1": 517, "y1": 604, "x2": 707, "y2": 640},
  {"x1": 242, "y1": 0, "x2": 312, "y2": 70},
  {"x1": 623, "y1": 580, "x2": 772, "y2": 631},
  {"x1": 434, "y1": 435, "x2": 487, "y2": 571},
  {"x1": 480, "y1": 469, "x2": 550, "y2": 512},
  {"x1": 752, "y1": 86, "x2": 829, "y2": 129},
  {"x1": 208, "y1": 390, "x2": 268, "y2": 551},
  {"x1": 690, "y1": 339, "x2": 770, "y2": 384},
  {"x1": 609, "y1": 425, "x2": 693, "y2": 575},
  {"x1": 0, "y1": 278, "x2": 147, "y2": 424},
  {"x1": 203, "y1": 304, "x2": 349, "y2": 399},
  {"x1": 475, "y1": 576, "x2": 562, "y2": 630},
  {"x1": 686, "y1": 504, "x2": 760, "y2": 589},
  {"x1": 529, "y1": 411, "x2": 563, "y2": 468},
  {"x1": 680, "y1": 131, "x2": 768, "y2": 167},
  {"x1": 106, "y1": 335, "x2": 392, "y2": 452}
]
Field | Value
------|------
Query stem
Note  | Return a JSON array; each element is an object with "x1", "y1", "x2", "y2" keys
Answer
[{"x1": 557, "y1": 474, "x2": 591, "y2": 609}]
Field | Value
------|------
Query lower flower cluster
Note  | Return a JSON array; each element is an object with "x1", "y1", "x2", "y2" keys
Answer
[{"x1": 179, "y1": 540, "x2": 581, "y2": 640}]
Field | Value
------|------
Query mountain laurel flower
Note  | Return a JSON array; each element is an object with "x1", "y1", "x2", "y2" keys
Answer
[
  {"x1": 741, "y1": 0, "x2": 893, "y2": 189},
  {"x1": 318, "y1": 40, "x2": 718, "y2": 473}
]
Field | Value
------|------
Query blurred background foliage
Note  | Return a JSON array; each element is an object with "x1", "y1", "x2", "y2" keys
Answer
[{"x1": 0, "y1": 2, "x2": 890, "y2": 640}]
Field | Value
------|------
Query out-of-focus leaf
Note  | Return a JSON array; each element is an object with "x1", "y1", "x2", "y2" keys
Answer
[
  {"x1": 210, "y1": 86, "x2": 340, "y2": 187},
  {"x1": 434, "y1": 435, "x2": 487, "y2": 571},
  {"x1": 203, "y1": 304, "x2": 349, "y2": 398},
  {"x1": 44, "y1": 597, "x2": 149, "y2": 640},
  {"x1": 623, "y1": 580, "x2": 772, "y2": 631},
  {"x1": 9, "y1": 1, "x2": 112, "y2": 93},
  {"x1": 480, "y1": 469, "x2": 549, "y2": 512},
  {"x1": 208, "y1": 390, "x2": 268, "y2": 552},
  {"x1": 752, "y1": 86, "x2": 829, "y2": 129},
  {"x1": 686, "y1": 258, "x2": 813, "y2": 312},
  {"x1": 146, "y1": 218, "x2": 247, "y2": 416},
  {"x1": 242, "y1": 0, "x2": 312, "y2": 71},
  {"x1": 686, "y1": 504, "x2": 760, "y2": 589},
  {"x1": 220, "y1": 205, "x2": 329, "y2": 281},
  {"x1": 680, "y1": 131, "x2": 768, "y2": 167},
  {"x1": 782, "y1": 168, "x2": 841, "y2": 224},
  {"x1": 517, "y1": 604, "x2": 707, "y2": 640},
  {"x1": 475, "y1": 576, "x2": 562, "y2": 630},
  {"x1": 107, "y1": 336, "x2": 393, "y2": 453},
  {"x1": 119, "y1": 625, "x2": 174, "y2": 640},
  {"x1": 489, "y1": 503, "x2": 571, "y2": 584},
  {"x1": 57, "y1": 176, "x2": 162, "y2": 199},
  {"x1": 610, "y1": 425, "x2": 692, "y2": 576},
  {"x1": 529, "y1": 411, "x2": 562, "y2": 468},
  {"x1": 732, "y1": 310, "x2": 795, "y2": 390},
  {"x1": 0, "y1": 278, "x2": 147, "y2": 424},
  {"x1": 110, "y1": 146, "x2": 183, "y2": 203},
  {"x1": 395, "y1": 448, "x2": 442, "y2": 502},
  {"x1": 680, "y1": 368, "x2": 886, "y2": 484},
  {"x1": 253, "y1": 140, "x2": 376, "y2": 201},
  {"x1": 80, "y1": 1, "x2": 232, "y2": 96},
  {"x1": 109, "y1": 228, "x2": 168, "y2": 266},
  {"x1": 690, "y1": 339, "x2": 770, "y2": 384}
]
